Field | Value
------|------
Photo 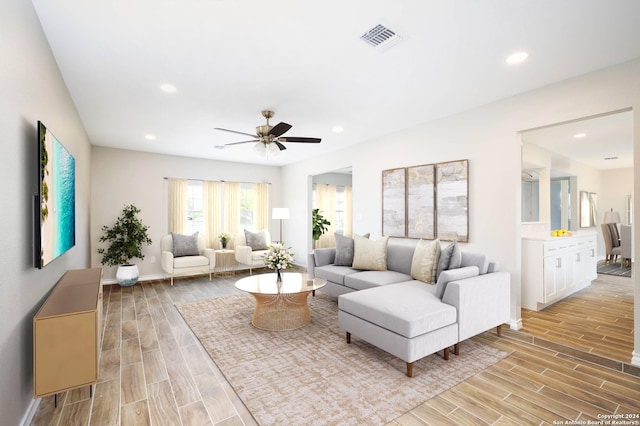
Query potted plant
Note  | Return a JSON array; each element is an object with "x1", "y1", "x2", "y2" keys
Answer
[
  {"x1": 98, "y1": 204, "x2": 152, "y2": 286},
  {"x1": 218, "y1": 232, "x2": 232, "y2": 249},
  {"x1": 312, "y1": 208, "x2": 331, "y2": 247}
]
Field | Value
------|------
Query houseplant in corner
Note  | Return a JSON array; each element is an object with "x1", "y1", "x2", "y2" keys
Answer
[
  {"x1": 98, "y1": 204, "x2": 152, "y2": 286},
  {"x1": 312, "y1": 208, "x2": 331, "y2": 248}
]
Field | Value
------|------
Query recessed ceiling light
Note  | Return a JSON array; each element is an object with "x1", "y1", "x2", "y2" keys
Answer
[
  {"x1": 505, "y1": 51, "x2": 529, "y2": 65},
  {"x1": 332, "y1": 125, "x2": 344, "y2": 133},
  {"x1": 144, "y1": 134, "x2": 156, "y2": 140},
  {"x1": 214, "y1": 145, "x2": 225, "y2": 150},
  {"x1": 573, "y1": 133, "x2": 587, "y2": 139},
  {"x1": 159, "y1": 83, "x2": 177, "y2": 93}
]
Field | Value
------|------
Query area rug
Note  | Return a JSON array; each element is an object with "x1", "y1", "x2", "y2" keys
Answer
[
  {"x1": 176, "y1": 293, "x2": 508, "y2": 426},
  {"x1": 597, "y1": 260, "x2": 632, "y2": 278}
]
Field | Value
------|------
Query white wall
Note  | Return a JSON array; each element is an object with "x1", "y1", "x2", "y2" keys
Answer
[
  {"x1": 0, "y1": 1, "x2": 93, "y2": 424},
  {"x1": 599, "y1": 167, "x2": 633, "y2": 226},
  {"x1": 90, "y1": 147, "x2": 282, "y2": 280},
  {"x1": 282, "y1": 58, "x2": 640, "y2": 338}
]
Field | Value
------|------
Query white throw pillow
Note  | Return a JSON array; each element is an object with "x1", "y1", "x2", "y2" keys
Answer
[
  {"x1": 352, "y1": 235, "x2": 389, "y2": 271},
  {"x1": 411, "y1": 239, "x2": 441, "y2": 284}
]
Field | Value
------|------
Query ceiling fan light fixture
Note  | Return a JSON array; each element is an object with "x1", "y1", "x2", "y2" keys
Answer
[
  {"x1": 253, "y1": 142, "x2": 267, "y2": 157},
  {"x1": 268, "y1": 143, "x2": 280, "y2": 157}
]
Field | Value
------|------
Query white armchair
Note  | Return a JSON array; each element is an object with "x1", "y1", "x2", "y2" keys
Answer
[
  {"x1": 235, "y1": 229, "x2": 271, "y2": 274},
  {"x1": 161, "y1": 233, "x2": 215, "y2": 285}
]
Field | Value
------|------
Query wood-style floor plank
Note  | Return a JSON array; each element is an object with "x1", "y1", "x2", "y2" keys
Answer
[{"x1": 30, "y1": 269, "x2": 640, "y2": 426}]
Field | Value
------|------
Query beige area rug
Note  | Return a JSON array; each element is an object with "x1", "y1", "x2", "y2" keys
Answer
[{"x1": 176, "y1": 293, "x2": 508, "y2": 426}]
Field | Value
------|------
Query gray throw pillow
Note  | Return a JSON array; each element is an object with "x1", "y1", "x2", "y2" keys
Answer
[
  {"x1": 244, "y1": 229, "x2": 268, "y2": 251},
  {"x1": 172, "y1": 232, "x2": 200, "y2": 257},
  {"x1": 436, "y1": 241, "x2": 462, "y2": 278},
  {"x1": 334, "y1": 232, "x2": 370, "y2": 266}
]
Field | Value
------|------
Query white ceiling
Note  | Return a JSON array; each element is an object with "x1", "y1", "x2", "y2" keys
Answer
[
  {"x1": 522, "y1": 110, "x2": 634, "y2": 171},
  {"x1": 32, "y1": 0, "x2": 640, "y2": 166}
]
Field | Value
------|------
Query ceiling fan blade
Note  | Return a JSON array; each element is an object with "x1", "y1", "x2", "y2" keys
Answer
[
  {"x1": 225, "y1": 140, "x2": 260, "y2": 146},
  {"x1": 269, "y1": 122, "x2": 292, "y2": 137},
  {"x1": 278, "y1": 137, "x2": 321, "y2": 143},
  {"x1": 274, "y1": 141, "x2": 287, "y2": 151},
  {"x1": 214, "y1": 127, "x2": 259, "y2": 138}
]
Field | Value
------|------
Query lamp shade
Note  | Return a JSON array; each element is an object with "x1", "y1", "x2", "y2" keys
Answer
[
  {"x1": 603, "y1": 210, "x2": 621, "y2": 224},
  {"x1": 272, "y1": 208, "x2": 290, "y2": 220}
]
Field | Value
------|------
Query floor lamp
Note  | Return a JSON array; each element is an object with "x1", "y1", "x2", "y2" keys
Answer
[{"x1": 272, "y1": 208, "x2": 290, "y2": 243}]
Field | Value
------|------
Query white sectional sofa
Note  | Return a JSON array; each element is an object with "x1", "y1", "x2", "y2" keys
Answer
[{"x1": 308, "y1": 237, "x2": 510, "y2": 377}]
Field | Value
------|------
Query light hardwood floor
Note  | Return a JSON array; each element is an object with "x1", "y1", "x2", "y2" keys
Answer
[
  {"x1": 521, "y1": 273, "x2": 634, "y2": 366},
  {"x1": 31, "y1": 270, "x2": 640, "y2": 425}
]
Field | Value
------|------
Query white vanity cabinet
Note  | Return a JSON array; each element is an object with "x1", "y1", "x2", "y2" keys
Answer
[{"x1": 522, "y1": 234, "x2": 597, "y2": 311}]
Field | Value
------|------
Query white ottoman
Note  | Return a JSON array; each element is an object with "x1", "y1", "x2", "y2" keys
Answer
[{"x1": 338, "y1": 281, "x2": 459, "y2": 377}]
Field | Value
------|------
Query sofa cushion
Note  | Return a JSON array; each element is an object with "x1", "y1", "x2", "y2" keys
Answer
[
  {"x1": 344, "y1": 270, "x2": 413, "y2": 291},
  {"x1": 352, "y1": 235, "x2": 389, "y2": 271},
  {"x1": 386, "y1": 238, "x2": 419, "y2": 274},
  {"x1": 172, "y1": 232, "x2": 200, "y2": 257},
  {"x1": 173, "y1": 255, "x2": 209, "y2": 269},
  {"x1": 251, "y1": 249, "x2": 269, "y2": 261},
  {"x1": 244, "y1": 229, "x2": 268, "y2": 251},
  {"x1": 411, "y1": 239, "x2": 441, "y2": 284},
  {"x1": 338, "y1": 282, "x2": 456, "y2": 339},
  {"x1": 314, "y1": 264, "x2": 360, "y2": 285},
  {"x1": 461, "y1": 252, "x2": 489, "y2": 274},
  {"x1": 436, "y1": 240, "x2": 462, "y2": 278}
]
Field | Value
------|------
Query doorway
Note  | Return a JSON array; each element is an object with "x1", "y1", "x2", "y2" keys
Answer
[{"x1": 520, "y1": 109, "x2": 634, "y2": 364}]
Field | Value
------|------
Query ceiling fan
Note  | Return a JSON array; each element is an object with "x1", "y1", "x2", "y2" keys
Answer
[{"x1": 214, "y1": 110, "x2": 321, "y2": 156}]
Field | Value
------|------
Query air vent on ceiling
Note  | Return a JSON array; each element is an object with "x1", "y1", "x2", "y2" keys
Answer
[{"x1": 360, "y1": 24, "x2": 402, "y2": 51}]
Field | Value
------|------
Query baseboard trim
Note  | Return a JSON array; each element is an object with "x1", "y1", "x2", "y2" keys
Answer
[
  {"x1": 508, "y1": 318, "x2": 523, "y2": 331},
  {"x1": 21, "y1": 398, "x2": 40, "y2": 426}
]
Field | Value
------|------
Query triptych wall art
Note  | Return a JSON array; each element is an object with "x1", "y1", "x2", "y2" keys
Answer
[{"x1": 382, "y1": 159, "x2": 469, "y2": 242}]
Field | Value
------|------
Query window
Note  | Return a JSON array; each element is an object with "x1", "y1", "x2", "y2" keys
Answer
[
  {"x1": 185, "y1": 180, "x2": 204, "y2": 234},
  {"x1": 334, "y1": 186, "x2": 346, "y2": 234},
  {"x1": 239, "y1": 183, "x2": 255, "y2": 229}
]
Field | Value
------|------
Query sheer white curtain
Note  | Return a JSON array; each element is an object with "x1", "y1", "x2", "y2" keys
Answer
[
  {"x1": 168, "y1": 178, "x2": 187, "y2": 233},
  {"x1": 314, "y1": 184, "x2": 337, "y2": 248},
  {"x1": 224, "y1": 181, "x2": 241, "y2": 246},
  {"x1": 344, "y1": 185, "x2": 353, "y2": 237},
  {"x1": 203, "y1": 180, "x2": 222, "y2": 248},
  {"x1": 255, "y1": 183, "x2": 269, "y2": 231}
]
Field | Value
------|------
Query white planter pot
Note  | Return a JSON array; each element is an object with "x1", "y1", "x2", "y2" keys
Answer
[{"x1": 116, "y1": 264, "x2": 139, "y2": 287}]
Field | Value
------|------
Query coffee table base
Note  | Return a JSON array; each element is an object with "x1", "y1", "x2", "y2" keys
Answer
[{"x1": 250, "y1": 291, "x2": 313, "y2": 331}]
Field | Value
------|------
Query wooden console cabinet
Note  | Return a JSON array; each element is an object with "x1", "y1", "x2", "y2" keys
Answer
[
  {"x1": 522, "y1": 234, "x2": 597, "y2": 311},
  {"x1": 33, "y1": 268, "x2": 103, "y2": 398}
]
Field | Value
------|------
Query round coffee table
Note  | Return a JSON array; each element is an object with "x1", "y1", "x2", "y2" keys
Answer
[{"x1": 234, "y1": 272, "x2": 326, "y2": 331}]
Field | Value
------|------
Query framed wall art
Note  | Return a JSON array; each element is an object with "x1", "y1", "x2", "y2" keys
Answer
[
  {"x1": 382, "y1": 159, "x2": 469, "y2": 241},
  {"x1": 382, "y1": 168, "x2": 406, "y2": 237},
  {"x1": 407, "y1": 164, "x2": 435, "y2": 239},
  {"x1": 435, "y1": 159, "x2": 469, "y2": 242}
]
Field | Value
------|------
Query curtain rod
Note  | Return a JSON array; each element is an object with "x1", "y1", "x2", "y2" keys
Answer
[{"x1": 163, "y1": 177, "x2": 272, "y2": 185}]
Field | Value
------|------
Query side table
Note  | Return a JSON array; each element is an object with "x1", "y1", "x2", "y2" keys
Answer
[{"x1": 214, "y1": 249, "x2": 235, "y2": 276}]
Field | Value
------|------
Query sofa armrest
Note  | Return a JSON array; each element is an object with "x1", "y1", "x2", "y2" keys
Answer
[
  {"x1": 202, "y1": 248, "x2": 216, "y2": 270},
  {"x1": 307, "y1": 252, "x2": 317, "y2": 278},
  {"x1": 312, "y1": 248, "x2": 336, "y2": 267},
  {"x1": 435, "y1": 266, "x2": 479, "y2": 298},
  {"x1": 442, "y1": 271, "x2": 510, "y2": 341},
  {"x1": 161, "y1": 251, "x2": 174, "y2": 273},
  {"x1": 235, "y1": 245, "x2": 253, "y2": 265}
]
